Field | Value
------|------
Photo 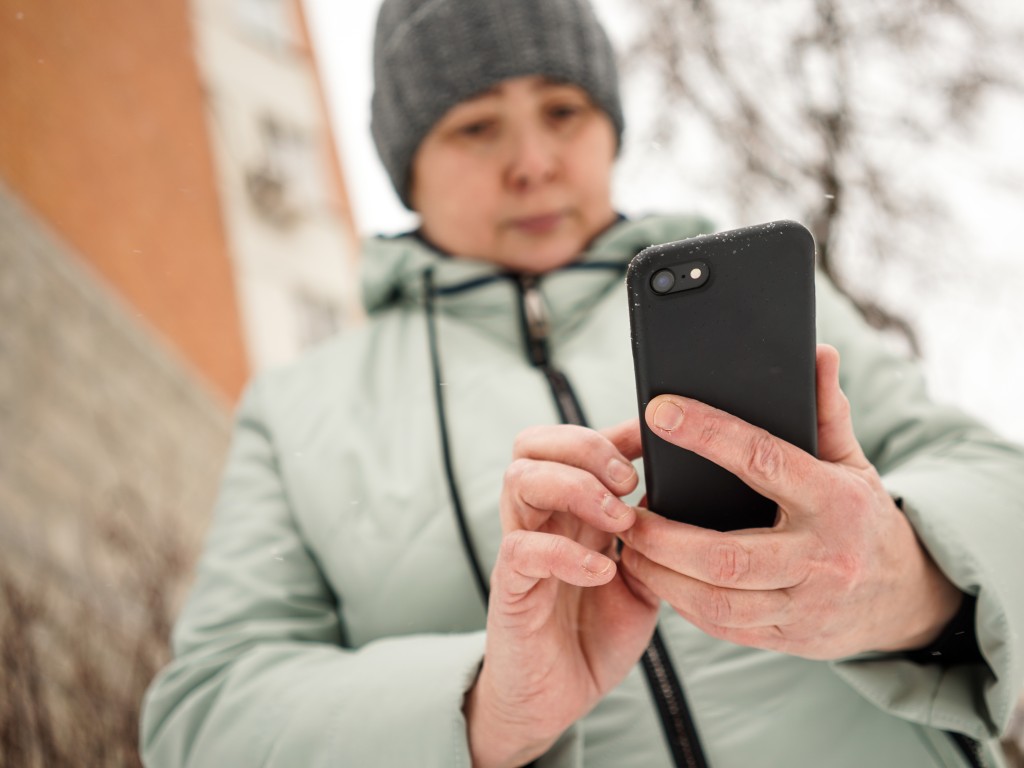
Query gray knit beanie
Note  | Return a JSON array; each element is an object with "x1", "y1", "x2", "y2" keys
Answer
[{"x1": 371, "y1": 0, "x2": 624, "y2": 209}]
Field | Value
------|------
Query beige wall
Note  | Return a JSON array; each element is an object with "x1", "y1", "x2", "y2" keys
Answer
[{"x1": 189, "y1": 0, "x2": 362, "y2": 372}]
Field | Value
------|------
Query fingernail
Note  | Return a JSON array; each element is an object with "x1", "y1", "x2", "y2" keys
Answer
[
  {"x1": 602, "y1": 493, "x2": 629, "y2": 520},
  {"x1": 583, "y1": 553, "x2": 612, "y2": 576},
  {"x1": 653, "y1": 401, "x2": 684, "y2": 431},
  {"x1": 607, "y1": 458, "x2": 635, "y2": 484}
]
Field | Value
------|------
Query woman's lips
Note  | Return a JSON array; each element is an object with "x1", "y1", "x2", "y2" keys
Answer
[{"x1": 509, "y1": 211, "x2": 565, "y2": 235}]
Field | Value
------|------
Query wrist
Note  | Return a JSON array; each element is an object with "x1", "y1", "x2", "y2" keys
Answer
[
  {"x1": 463, "y1": 663, "x2": 557, "y2": 768},
  {"x1": 896, "y1": 564, "x2": 963, "y2": 651},
  {"x1": 884, "y1": 497, "x2": 964, "y2": 652}
]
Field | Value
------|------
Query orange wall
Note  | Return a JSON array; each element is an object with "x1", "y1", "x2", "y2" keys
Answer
[{"x1": 0, "y1": 0, "x2": 249, "y2": 401}]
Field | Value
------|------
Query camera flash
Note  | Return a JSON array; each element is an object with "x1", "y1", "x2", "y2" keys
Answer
[{"x1": 690, "y1": 267, "x2": 703, "y2": 280}]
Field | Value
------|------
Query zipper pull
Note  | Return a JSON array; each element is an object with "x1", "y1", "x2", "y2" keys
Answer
[{"x1": 518, "y1": 275, "x2": 551, "y2": 367}]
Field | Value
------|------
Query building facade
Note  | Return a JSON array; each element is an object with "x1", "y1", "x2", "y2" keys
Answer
[{"x1": 0, "y1": 0, "x2": 360, "y2": 763}]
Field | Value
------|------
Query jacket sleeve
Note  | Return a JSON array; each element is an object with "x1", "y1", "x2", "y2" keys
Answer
[
  {"x1": 139, "y1": 378, "x2": 487, "y2": 767},
  {"x1": 815, "y1": 274, "x2": 1024, "y2": 741}
]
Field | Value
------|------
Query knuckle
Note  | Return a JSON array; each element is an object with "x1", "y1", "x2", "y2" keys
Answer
[
  {"x1": 499, "y1": 530, "x2": 527, "y2": 566},
  {"x1": 699, "y1": 587, "x2": 734, "y2": 626},
  {"x1": 697, "y1": 412, "x2": 725, "y2": 449},
  {"x1": 543, "y1": 534, "x2": 565, "y2": 561},
  {"x1": 578, "y1": 425, "x2": 606, "y2": 454},
  {"x1": 746, "y1": 432, "x2": 784, "y2": 483},
  {"x1": 561, "y1": 474, "x2": 595, "y2": 517},
  {"x1": 503, "y1": 458, "x2": 531, "y2": 488},
  {"x1": 569, "y1": 472, "x2": 593, "y2": 499},
  {"x1": 578, "y1": 429, "x2": 616, "y2": 476},
  {"x1": 707, "y1": 540, "x2": 750, "y2": 586}
]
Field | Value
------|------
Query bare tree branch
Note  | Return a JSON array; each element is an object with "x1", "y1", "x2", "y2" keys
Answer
[{"x1": 621, "y1": 0, "x2": 1024, "y2": 354}]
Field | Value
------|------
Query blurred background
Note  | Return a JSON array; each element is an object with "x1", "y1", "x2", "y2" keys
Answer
[{"x1": 1, "y1": 0, "x2": 1022, "y2": 764}]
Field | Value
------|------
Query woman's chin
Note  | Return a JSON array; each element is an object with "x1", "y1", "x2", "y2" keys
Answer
[{"x1": 492, "y1": 232, "x2": 590, "y2": 273}]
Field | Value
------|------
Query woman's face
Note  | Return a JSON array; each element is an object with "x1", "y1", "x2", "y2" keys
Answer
[{"x1": 409, "y1": 75, "x2": 618, "y2": 273}]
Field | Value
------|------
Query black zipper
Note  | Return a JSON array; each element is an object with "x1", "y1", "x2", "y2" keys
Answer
[
  {"x1": 515, "y1": 275, "x2": 708, "y2": 768},
  {"x1": 948, "y1": 731, "x2": 985, "y2": 768},
  {"x1": 642, "y1": 630, "x2": 708, "y2": 768}
]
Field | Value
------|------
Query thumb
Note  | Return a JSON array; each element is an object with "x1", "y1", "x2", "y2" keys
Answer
[{"x1": 816, "y1": 344, "x2": 868, "y2": 468}]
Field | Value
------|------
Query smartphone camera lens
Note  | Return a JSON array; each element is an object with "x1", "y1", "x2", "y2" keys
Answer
[{"x1": 651, "y1": 269, "x2": 676, "y2": 294}]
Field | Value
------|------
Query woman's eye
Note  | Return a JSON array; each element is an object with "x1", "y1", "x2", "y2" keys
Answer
[
  {"x1": 548, "y1": 104, "x2": 584, "y2": 121},
  {"x1": 457, "y1": 120, "x2": 496, "y2": 138}
]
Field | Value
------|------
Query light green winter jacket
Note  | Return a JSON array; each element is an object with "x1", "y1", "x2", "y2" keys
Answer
[{"x1": 141, "y1": 215, "x2": 1024, "y2": 767}]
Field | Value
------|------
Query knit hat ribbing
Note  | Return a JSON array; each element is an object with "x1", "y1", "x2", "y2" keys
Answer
[{"x1": 371, "y1": 0, "x2": 623, "y2": 209}]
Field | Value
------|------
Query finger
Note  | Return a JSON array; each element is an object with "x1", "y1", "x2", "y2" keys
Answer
[
  {"x1": 644, "y1": 395, "x2": 822, "y2": 511},
  {"x1": 493, "y1": 530, "x2": 616, "y2": 598},
  {"x1": 600, "y1": 418, "x2": 643, "y2": 462},
  {"x1": 514, "y1": 424, "x2": 639, "y2": 496},
  {"x1": 502, "y1": 459, "x2": 635, "y2": 533},
  {"x1": 619, "y1": 509, "x2": 809, "y2": 590},
  {"x1": 616, "y1": 554, "x2": 661, "y2": 608},
  {"x1": 669, "y1": 602, "x2": 791, "y2": 655},
  {"x1": 620, "y1": 547, "x2": 793, "y2": 629},
  {"x1": 815, "y1": 345, "x2": 869, "y2": 468}
]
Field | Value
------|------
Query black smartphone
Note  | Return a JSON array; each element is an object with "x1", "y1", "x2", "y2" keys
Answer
[{"x1": 626, "y1": 220, "x2": 818, "y2": 531}]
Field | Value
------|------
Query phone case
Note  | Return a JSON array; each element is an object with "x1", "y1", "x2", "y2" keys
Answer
[{"x1": 626, "y1": 220, "x2": 817, "y2": 531}]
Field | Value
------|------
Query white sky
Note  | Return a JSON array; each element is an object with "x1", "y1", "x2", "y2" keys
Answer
[{"x1": 302, "y1": 0, "x2": 1024, "y2": 444}]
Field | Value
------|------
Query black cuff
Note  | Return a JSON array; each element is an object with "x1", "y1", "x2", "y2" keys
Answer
[{"x1": 904, "y1": 593, "x2": 983, "y2": 668}]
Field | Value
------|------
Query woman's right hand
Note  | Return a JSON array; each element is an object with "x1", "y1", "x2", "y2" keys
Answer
[{"x1": 464, "y1": 420, "x2": 660, "y2": 768}]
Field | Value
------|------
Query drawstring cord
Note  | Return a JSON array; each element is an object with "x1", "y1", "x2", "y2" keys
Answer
[{"x1": 423, "y1": 268, "x2": 491, "y2": 605}]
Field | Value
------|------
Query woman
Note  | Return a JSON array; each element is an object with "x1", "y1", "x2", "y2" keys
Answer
[{"x1": 141, "y1": 0, "x2": 1024, "y2": 765}]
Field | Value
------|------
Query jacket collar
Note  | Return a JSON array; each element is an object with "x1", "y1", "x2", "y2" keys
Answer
[
  {"x1": 359, "y1": 214, "x2": 714, "y2": 349},
  {"x1": 361, "y1": 215, "x2": 713, "y2": 308}
]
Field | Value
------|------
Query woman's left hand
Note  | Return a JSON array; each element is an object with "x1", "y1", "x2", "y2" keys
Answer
[{"x1": 619, "y1": 344, "x2": 963, "y2": 660}]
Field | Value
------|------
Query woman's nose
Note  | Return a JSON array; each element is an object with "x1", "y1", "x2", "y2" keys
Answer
[{"x1": 505, "y1": 125, "x2": 559, "y2": 191}]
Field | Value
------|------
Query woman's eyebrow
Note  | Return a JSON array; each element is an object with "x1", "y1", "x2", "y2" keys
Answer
[{"x1": 533, "y1": 76, "x2": 575, "y2": 90}]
